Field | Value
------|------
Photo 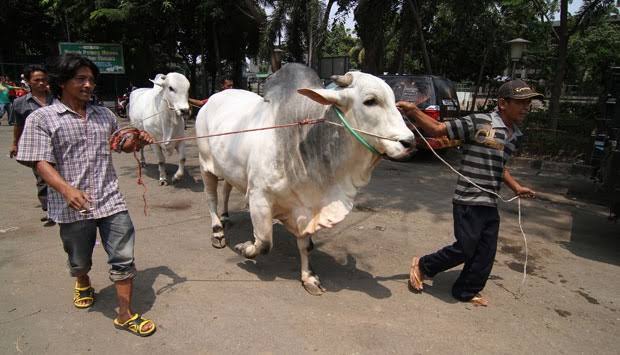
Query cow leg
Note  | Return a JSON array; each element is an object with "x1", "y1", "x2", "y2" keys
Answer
[
  {"x1": 234, "y1": 193, "x2": 272, "y2": 258},
  {"x1": 297, "y1": 236, "x2": 325, "y2": 296},
  {"x1": 155, "y1": 145, "x2": 168, "y2": 185},
  {"x1": 172, "y1": 141, "x2": 186, "y2": 183},
  {"x1": 220, "y1": 182, "x2": 233, "y2": 225},
  {"x1": 203, "y1": 171, "x2": 226, "y2": 248}
]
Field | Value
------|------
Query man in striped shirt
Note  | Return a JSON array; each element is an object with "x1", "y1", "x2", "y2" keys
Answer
[
  {"x1": 397, "y1": 79, "x2": 540, "y2": 306},
  {"x1": 16, "y1": 54, "x2": 157, "y2": 336}
]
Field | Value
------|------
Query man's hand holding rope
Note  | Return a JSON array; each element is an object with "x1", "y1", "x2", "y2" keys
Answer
[{"x1": 110, "y1": 127, "x2": 154, "y2": 153}]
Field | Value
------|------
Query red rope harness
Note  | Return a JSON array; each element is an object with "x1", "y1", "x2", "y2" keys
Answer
[
  {"x1": 148, "y1": 118, "x2": 326, "y2": 145},
  {"x1": 132, "y1": 151, "x2": 148, "y2": 216},
  {"x1": 112, "y1": 118, "x2": 326, "y2": 216}
]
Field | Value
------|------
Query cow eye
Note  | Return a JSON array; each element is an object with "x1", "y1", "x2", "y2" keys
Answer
[
  {"x1": 169, "y1": 87, "x2": 176, "y2": 93},
  {"x1": 364, "y1": 98, "x2": 377, "y2": 106}
]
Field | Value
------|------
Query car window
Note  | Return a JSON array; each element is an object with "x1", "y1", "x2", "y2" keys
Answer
[{"x1": 381, "y1": 76, "x2": 435, "y2": 108}]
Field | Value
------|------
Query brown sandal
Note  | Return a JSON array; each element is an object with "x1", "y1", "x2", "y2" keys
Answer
[
  {"x1": 408, "y1": 257, "x2": 424, "y2": 292},
  {"x1": 469, "y1": 294, "x2": 489, "y2": 307}
]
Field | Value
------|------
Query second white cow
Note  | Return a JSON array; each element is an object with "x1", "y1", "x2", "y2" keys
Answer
[{"x1": 129, "y1": 73, "x2": 190, "y2": 185}]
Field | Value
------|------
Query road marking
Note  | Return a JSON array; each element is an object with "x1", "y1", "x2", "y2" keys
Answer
[{"x1": 0, "y1": 227, "x2": 19, "y2": 233}]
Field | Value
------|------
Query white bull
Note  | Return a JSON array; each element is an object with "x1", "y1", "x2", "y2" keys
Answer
[
  {"x1": 129, "y1": 73, "x2": 190, "y2": 185},
  {"x1": 196, "y1": 64, "x2": 415, "y2": 295}
]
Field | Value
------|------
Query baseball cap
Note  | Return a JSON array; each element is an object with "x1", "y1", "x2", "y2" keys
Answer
[{"x1": 497, "y1": 79, "x2": 544, "y2": 100}]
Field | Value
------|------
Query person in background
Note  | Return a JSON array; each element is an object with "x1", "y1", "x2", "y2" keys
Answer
[
  {"x1": 0, "y1": 76, "x2": 22, "y2": 125},
  {"x1": 188, "y1": 78, "x2": 234, "y2": 108},
  {"x1": 9, "y1": 65, "x2": 57, "y2": 226}
]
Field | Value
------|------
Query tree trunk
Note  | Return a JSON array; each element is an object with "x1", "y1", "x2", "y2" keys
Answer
[
  {"x1": 211, "y1": 21, "x2": 221, "y2": 95},
  {"x1": 549, "y1": 0, "x2": 569, "y2": 131},
  {"x1": 308, "y1": 11, "x2": 314, "y2": 67},
  {"x1": 469, "y1": 30, "x2": 494, "y2": 113},
  {"x1": 354, "y1": 0, "x2": 387, "y2": 74},
  {"x1": 406, "y1": 0, "x2": 432, "y2": 75},
  {"x1": 189, "y1": 55, "x2": 197, "y2": 97},
  {"x1": 314, "y1": 0, "x2": 336, "y2": 65},
  {"x1": 469, "y1": 48, "x2": 489, "y2": 113},
  {"x1": 389, "y1": 4, "x2": 411, "y2": 74}
]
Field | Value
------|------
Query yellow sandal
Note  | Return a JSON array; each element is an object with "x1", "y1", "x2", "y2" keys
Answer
[
  {"x1": 73, "y1": 282, "x2": 95, "y2": 309},
  {"x1": 114, "y1": 313, "x2": 157, "y2": 337}
]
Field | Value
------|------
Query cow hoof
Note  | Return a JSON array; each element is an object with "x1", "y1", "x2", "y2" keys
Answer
[
  {"x1": 211, "y1": 235, "x2": 226, "y2": 249},
  {"x1": 234, "y1": 241, "x2": 257, "y2": 259},
  {"x1": 303, "y1": 280, "x2": 326, "y2": 296},
  {"x1": 159, "y1": 179, "x2": 168, "y2": 186}
]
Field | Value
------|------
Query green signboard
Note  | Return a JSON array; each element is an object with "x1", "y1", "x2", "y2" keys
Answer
[{"x1": 58, "y1": 42, "x2": 125, "y2": 74}]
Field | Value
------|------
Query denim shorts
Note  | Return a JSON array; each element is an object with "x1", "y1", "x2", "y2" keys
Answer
[{"x1": 59, "y1": 211, "x2": 136, "y2": 282}]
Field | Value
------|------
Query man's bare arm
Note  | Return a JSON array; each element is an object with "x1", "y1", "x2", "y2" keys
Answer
[
  {"x1": 503, "y1": 168, "x2": 535, "y2": 198},
  {"x1": 396, "y1": 101, "x2": 447, "y2": 137},
  {"x1": 9, "y1": 124, "x2": 24, "y2": 158}
]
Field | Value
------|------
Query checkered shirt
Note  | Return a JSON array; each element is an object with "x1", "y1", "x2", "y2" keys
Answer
[{"x1": 16, "y1": 102, "x2": 128, "y2": 223}]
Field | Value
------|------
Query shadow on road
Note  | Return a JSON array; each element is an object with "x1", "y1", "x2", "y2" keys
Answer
[
  {"x1": 562, "y1": 209, "x2": 620, "y2": 266},
  {"x1": 222, "y1": 213, "x2": 393, "y2": 299},
  {"x1": 89, "y1": 265, "x2": 187, "y2": 320},
  {"x1": 119, "y1": 162, "x2": 204, "y2": 192}
]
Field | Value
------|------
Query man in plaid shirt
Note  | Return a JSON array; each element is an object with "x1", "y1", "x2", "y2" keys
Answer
[{"x1": 16, "y1": 54, "x2": 157, "y2": 337}]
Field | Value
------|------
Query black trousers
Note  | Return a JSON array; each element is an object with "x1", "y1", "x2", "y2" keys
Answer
[{"x1": 419, "y1": 203, "x2": 500, "y2": 301}]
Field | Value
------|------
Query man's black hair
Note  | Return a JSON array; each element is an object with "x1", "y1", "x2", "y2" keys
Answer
[
  {"x1": 23, "y1": 64, "x2": 47, "y2": 81},
  {"x1": 49, "y1": 53, "x2": 100, "y2": 97}
]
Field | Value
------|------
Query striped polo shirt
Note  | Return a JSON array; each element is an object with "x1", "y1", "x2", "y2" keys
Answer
[{"x1": 445, "y1": 111, "x2": 522, "y2": 207}]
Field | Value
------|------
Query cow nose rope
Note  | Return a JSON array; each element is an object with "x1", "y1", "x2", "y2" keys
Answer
[{"x1": 407, "y1": 121, "x2": 529, "y2": 296}]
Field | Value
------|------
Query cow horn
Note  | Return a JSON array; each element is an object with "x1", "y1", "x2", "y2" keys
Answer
[{"x1": 330, "y1": 73, "x2": 353, "y2": 87}]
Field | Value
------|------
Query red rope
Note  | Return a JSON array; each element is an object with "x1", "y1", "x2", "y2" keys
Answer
[
  {"x1": 119, "y1": 117, "x2": 325, "y2": 216},
  {"x1": 132, "y1": 150, "x2": 148, "y2": 216},
  {"x1": 148, "y1": 118, "x2": 326, "y2": 145}
]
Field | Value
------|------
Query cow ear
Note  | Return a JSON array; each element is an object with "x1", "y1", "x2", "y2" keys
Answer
[
  {"x1": 297, "y1": 88, "x2": 344, "y2": 106},
  {"x1": 149, "y1": 74, "x2": 167, "y2": 86}
]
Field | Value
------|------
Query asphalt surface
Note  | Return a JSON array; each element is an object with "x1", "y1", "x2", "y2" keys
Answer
[{"x1": 0, "y1": 120, "x2": 618, "y2": 354}]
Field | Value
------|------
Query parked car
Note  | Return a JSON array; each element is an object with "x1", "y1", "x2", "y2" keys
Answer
[{"x1": 380, "y1": 75, "x2": 461, "y2": 150}]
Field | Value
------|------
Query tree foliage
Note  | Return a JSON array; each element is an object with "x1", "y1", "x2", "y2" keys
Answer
[{"x1": 2, "y1": 0, "x2": 619, "y2": 104}]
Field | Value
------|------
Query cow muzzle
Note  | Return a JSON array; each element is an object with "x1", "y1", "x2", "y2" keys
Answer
[
  {"x1": 384, "y1": 135, "x2": 417, "y2": 162},
  {"x1": 174, "y1": 107, "x2": 190, "y2": 118}
]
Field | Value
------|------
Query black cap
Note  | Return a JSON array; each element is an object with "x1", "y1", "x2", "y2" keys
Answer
[{"x1": 497, "y1": 79, "x2": 544, "y2": 100}]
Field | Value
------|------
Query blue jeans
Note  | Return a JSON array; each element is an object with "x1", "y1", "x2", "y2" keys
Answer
[{"x1": 59, "y1": 211, "x2": 136, "y2": 282}]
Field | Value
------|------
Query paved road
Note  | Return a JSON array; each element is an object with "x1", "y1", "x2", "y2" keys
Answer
[{"x1": 0, "y1": 122, "x2": 618, "y2": 354}]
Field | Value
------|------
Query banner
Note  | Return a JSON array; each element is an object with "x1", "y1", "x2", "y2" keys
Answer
[{"x1": 58, "y1": 42, "x2": 125, "y2": 74}]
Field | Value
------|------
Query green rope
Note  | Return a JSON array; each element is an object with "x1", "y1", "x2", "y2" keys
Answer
[{"x1": 332, "y1": 107, "x2": 381, "y2": 155}]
